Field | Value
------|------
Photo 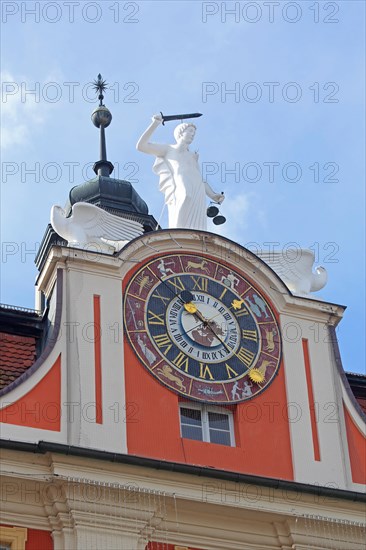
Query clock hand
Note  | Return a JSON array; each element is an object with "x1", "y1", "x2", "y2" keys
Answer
[
  {"x1": 148, "y1": 272, "x2": 206, "y2": 338},
  {"x1": 205, "y1": 298, "x2": 248, "y2": 326},
  {"x1": 205, "y1": 321, "x2": 231, "y2": 353},
  {"x1": 183, "y1": 301, "x2": 197, "y2": 314},
  {"x1": 153, "y1": 275, "x2": 247, "y2": 359},
  {"x1": 148, "y1": 275, "x2": 205, "y2": 338},
  {"x1": 151, "y1": 270, "x2": 195, "y2": 307},
  {"x1": 183, "y1": 303, "x2": 232, "y2": 353},
  {"x1": 180, "y1": 290, "x2": 194, "y2": 304},
  {"x1": 184, "y1": 303, "x2": 254, "y2": 371}
]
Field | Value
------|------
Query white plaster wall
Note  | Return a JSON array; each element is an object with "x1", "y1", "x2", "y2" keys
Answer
[
  {"x1": 65, "y1": 265, "x2": 127, "y2": 453},
  {"x1": 281, "y1": 313, "x2": 349, "y2": 488}
]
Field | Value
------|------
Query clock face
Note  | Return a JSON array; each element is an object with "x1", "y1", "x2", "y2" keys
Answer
[{"x1": 123, "y1": 254, "x2": 281, "y2": 403}]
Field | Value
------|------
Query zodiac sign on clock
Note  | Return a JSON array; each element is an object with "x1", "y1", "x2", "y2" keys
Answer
[
  {"x1": 136, "y1": 334, "x2": 157, "y2": 365},
  {"x1": 185, "y1": 259, "x2": 211, "y2": 274},
  {"x1": 245, "y1": 295, "x2": 269, "y2": 319},
  {"x1": 231, "y1": 380, "x2": 253, "y2": 400},
  {"x1": 197, "y1": 387, "x2": 224, "y2": 397},
  {"x1": 136, "y1": 271, "x2": 154, "y2": 296},
  {"x1": 157, "y1": 258, "x2": 175, "y2": 278},
  {"x1": 264, "y1": 327, "x2": 277, "y2": 353},
  {"x1": 156, "y1": 364, "x2": 186, "y2": 392},
  {"x1": 220, "y1": 270, "x2": 239, "y2": 290},
  {"x1": 127, "y1": 299, "x2": 143, "y2": 329}
]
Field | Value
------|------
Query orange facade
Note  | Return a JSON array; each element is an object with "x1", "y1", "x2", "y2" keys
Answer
[
  {"x1": 0, "y1": 355, "x2": 61, "y2": 431},
  {"x1": 343, "y1": 404, "x2": 366, "y2": 484},
  {"x1": 124, "y1": 341, "x2": 293, "y2": 479}
]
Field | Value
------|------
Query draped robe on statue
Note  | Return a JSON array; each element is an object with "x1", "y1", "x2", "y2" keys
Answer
[{"x1": 153, "y1": 145, "x2": 207, "y2": 231}]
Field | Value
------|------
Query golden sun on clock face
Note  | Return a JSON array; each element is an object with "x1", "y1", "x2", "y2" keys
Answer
[{"x1": 123, "y1": 254, "x2": 282, "y2": 403}]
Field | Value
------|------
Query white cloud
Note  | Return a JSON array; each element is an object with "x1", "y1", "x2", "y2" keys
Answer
[
  {"x1": 0, "y1": 70, "x2": 64, "y2": 151},
  {"x1": 1, "y1": 71, "x2": 45, "y2": 150},
  {"x1": 213, "y1": 192, "x2": 251, "y2": 241}
]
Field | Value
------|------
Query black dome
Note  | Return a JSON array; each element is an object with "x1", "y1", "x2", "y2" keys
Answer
[{"x1": 67, "y1": 176, "x2": 149, "y2": 216}]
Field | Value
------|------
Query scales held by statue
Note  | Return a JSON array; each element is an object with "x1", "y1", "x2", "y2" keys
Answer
[{"x1": 207, "y1": 194, "x2": 226, "y2": 225}]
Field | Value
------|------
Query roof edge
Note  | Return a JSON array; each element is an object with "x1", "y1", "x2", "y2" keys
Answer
[{"x1": 0, "y1": 438, "x2": 364, "y2": 503}]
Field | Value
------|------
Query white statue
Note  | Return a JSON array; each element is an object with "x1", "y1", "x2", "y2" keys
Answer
[
  {"x1": 136, "y1": 113, "x2": 224, "y2": 230},
  {"x1": 257, "y1": 248, "x2": 328, "y2": 296},
  {"x1": 50, "y1": 202, "x2": 144, "y2": 253}
]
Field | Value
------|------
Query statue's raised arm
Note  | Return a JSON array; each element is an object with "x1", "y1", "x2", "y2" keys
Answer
[
  {"x1": 136, "y1": 114, "x2": 225, "y2": 231},
  {"x1": 136, "y1": 114, "x2": 169, "y2": 157}
]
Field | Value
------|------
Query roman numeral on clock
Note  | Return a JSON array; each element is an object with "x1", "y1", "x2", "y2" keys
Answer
[
  {"x1": 148, "y1": 310, "x2": 165, "y2": 325},
  {"x1": 219, "y1": 287, "x2": 228, "y2": 300},
  {"x1": 235, "y1": 305, "x2": 249, "y2": 317},
  {"x1": 236, "y1": 347, "x2": 255, "y2": 367},
  {"x1": 153, "y1": 333, "x2": 172, "y2": 355},
  {"x1": 242, "y1": 329, "x2": 258, "y2": 342},
  {"x1": 225, "y1": 363, "x2": 239, "y2": 379},
  {"x1": 190, "y1": 276, "x2": 208, "y2": 292},
  {"x1": 167, "y1": 277, "x2": 185, "y2": 293},
  {"x1": 172, "y1": 351, "x2": 190, "y2": 373},
  {"x1": 151, "y1": 290, "x2": 170, "y2": 306},
  {"x1": 199, "y1": 363, "x2": 214, "y2": 380}
]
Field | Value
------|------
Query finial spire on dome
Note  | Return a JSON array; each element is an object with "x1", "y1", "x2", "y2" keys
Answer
[
  {"x1": 92, "y1": 73, "x2": 108, "y2": 106},
  {"x1": 91, "y1": 73, "x2": 114, "y2": 177}
]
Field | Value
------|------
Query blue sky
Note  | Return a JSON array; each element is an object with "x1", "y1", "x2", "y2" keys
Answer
[{"x1": 1, "y1": 1, "x2": 365, "y2": 374}]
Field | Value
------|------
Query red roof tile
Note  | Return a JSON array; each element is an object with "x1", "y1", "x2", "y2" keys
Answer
[
  {"x1": 0, "y1": 332, "x2": 36, "y2": 390},
  {"x1": 355, "y1": 396, "x2": 366, "y2": 414}
]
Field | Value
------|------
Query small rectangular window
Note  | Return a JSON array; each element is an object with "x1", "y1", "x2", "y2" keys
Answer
[
  {"x1": 179, "y1": 404, "x2": 235, "y2": 446},
  {"x1": 208, "y1": 411, "x2": 232, "y2": 446},
  {"x1": 180, "y1": 407, "x2": 203, "y2": 441}
]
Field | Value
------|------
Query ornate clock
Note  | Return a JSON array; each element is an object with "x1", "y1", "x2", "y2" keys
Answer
[{"x1": 123, "y1": 253, "x2": 281, "y2": 403}]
